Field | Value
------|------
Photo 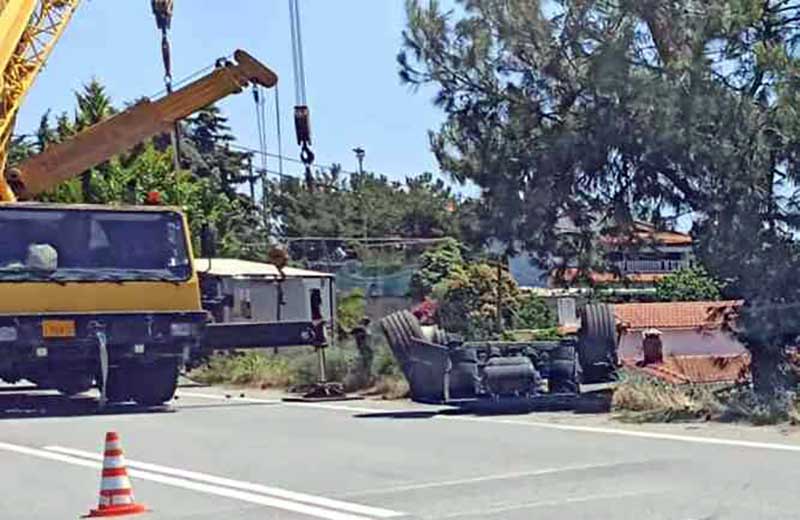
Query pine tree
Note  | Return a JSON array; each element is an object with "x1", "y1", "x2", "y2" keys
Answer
[
  {"x1": 73, "y1": 79, "x2": 115, "y2": 202},
  {"x1": 400, "y1": 0, "x2": 800, "y2": 398}
]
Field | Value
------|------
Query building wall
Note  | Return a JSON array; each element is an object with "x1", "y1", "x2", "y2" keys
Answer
[
  {"x1": 619, "y1": 328, "x2": 746, "y2": 360},
  {"x1": 222, "y1": 277, "x2": 333, "y2": 324}
]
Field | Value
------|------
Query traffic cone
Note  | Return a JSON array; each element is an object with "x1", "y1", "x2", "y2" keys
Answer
[{"x1": 84, "y1": 432, "x2": 147, "y2": 517}]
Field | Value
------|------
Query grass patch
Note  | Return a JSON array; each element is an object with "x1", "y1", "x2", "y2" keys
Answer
[
  {"x1": 190, "y1": 351, "x2": 293, "y2": 388},
  {"x1": 612, "y1": 369, "x2": 800, "y2": 425},
  {"x1": 189, "y1": 337, "x2": 408, "y2": 399}
]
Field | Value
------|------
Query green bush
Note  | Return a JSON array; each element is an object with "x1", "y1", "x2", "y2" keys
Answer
[
  {"x1": 337, "y1": 289, "x2": 366, "y2": 339},
  {"x1": 409, "y1": 238, "x2": 465, "y2": 300},
  {"x1": 437, "y1": 262, "x2": 520, "y2": 339},
  {"x1": 654, "y1": 266, "x2": 724, "y2": 302},
  {"x1": 512, "y1": 293, "x2": 556, "y2": 329}
]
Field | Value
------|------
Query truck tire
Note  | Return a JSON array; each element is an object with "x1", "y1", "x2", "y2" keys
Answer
[
  {"x1": 548, "y1": 344, "x2": 579, "y2": 394},
  {"x1": 431, "y1": 327, "x2": 449, "y2": 346},
  {"x1": 54, "y1": 374, "x2": 93, "y2": 397},
  {"x1": 380, "y1": 310, "x2": 423, "y2": 363},
  {"x1": 578, "y1": 304, "x2": 618, "y2": 384},
  {"x1": 129, "y1": 359, "x2": 179, "y2": 406},
  {"x1": 105, "y1": 368, "x2": 133, "y2": 403}
]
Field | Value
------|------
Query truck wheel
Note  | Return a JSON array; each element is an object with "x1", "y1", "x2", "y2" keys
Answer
[
  {"x1": 432, "y1": 327, "x2": 449, "y2": 346},
  {"x1": 578, "y1": 304, "x2": 618, "y2": 384},
  {"x1": 130, "y1": 360, "x2": 179, "y2": 406},
  {"x1": 105, "y1": 368, "x2": 133, "y2": 403},
  {"x1": 380, "y1": 310, "x2": 423, "y2": 362},
  {"x1": 548, "y1": 344, "x2": 579, "y2": 394},
  {"x1": 54, "y1": 374, "x2": 93, "y2": 397}
]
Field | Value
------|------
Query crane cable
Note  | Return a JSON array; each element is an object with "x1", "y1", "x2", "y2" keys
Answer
[
  {"x1": 288, "y1": 0, "x2": 315, "y2": 192},
  {"x1": 252, "y1": 84, "x2": 270, "y2": 231},
  {"x1": 151, "y1": 0, "x2": 182, "y2": 172}
]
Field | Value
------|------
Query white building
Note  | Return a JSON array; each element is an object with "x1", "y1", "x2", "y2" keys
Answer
[{"x1": 196, "y1": 258, "x2": 335, "y2": 325}]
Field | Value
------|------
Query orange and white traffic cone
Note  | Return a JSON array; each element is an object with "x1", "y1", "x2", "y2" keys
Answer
[{"x1": 84, "y1": 432, "x2": 147, "y2": 517}]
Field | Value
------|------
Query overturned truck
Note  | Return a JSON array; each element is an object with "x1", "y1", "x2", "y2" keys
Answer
[{"x1": 381, "y1": 304, "x2": 618, "y2": 410}]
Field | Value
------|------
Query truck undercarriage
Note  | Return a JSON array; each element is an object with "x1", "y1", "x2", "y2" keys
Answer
[{"x1": 381, "y1": 304, "x2": 619, "y2": 411}]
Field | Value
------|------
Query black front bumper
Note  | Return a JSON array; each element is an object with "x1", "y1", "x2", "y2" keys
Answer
[{"x1": 0, "y1": 311, "x2": 207, "y2": 368}]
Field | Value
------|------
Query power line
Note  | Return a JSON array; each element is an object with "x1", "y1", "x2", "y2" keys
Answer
[{"x1": 231, "y1": 143, "x2": 406, "y2": 180}]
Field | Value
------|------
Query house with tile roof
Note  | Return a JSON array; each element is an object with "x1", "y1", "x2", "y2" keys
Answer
[
  {"x1": 506, "y1": 220, "x2": 694, "y2": 289},
  {"x1": 615, "y1": 300, "x2": 744, "y2": 359},
  {"x1": 614, "y1": 300, "x2": 749, "y2": 384}
]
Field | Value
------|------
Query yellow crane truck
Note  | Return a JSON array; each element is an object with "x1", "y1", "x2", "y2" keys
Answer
[{"x1": 0, "y1": 1, "x2": 325, "y2": 406}]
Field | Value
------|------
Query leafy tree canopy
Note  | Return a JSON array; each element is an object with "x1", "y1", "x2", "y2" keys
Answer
[
  {"x1": 400, "y1": 0, "x2": 800, "y2": 395},
  {"x1": 655, "y1": 266, "x2": 724, "y2": 302},
  {"x1": 9, "y1": 81, "x2": 266, "y2": 259}
]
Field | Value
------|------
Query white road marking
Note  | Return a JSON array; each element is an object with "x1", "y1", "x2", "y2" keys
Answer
[
  {"x1": 179, "y1": 392, "x2": 800, "y2": 454},
  {"x1": 46, "y1": 445, "x2": 402, "y2": 518},
  {"x1": 427, "y1": 490, "x2": 655, "y2": 519},
  {"x1": 0, "y1": 441, "x2": 402, "y2": 520},
  {"x1": 339, "y1": 461, "x2": 637, "y2": 497}
]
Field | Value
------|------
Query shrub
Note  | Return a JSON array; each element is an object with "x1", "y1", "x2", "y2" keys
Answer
[
  {"x1": 437, "y1": 262, "x2": 520, "y2": 339},
  {"x1": 409, "y1": 238, "x2": 465, "y2": 300},
  {"x1": 512, "y1": 293, "x2": 556, "y2": 329},
  {"x1": 654, "y1": 266, "x2": 724, "y2": 302},
  {"x1": 337, "y1": 289, "x2": 366, "y2": 339},
  {"x1": 612, "y1": 369, "x2": 800, "y2": 425}
]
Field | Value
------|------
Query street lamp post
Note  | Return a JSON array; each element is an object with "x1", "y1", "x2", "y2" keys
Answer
[
  {"x1": 353, "y1": 147, "x2": 365, "y2": 175},
  {"x1": 352, "y1": 147, "x2": 367, "y2": 238}
]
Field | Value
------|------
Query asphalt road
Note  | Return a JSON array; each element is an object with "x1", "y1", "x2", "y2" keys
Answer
[{"x1": 2, "y1": 385, "x2": 800, "y2": 519}]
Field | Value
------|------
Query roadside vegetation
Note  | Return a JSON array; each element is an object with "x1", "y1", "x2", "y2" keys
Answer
[
  {"x1": 613, "y1": 370, "x2": 800, "y2": 426},
  {"x1": 190, "y1": 341, "x2": 407, "y2": 398},
  {"x1": 190, "y1": 286, "x2": 409, "y2": 398}
]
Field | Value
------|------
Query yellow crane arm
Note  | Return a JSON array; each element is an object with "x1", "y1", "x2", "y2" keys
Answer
[
  {"x1": 0, "y1": 0, "x2": 81, "y2": 201},
  {"x1": 7, "y1": 49, "x2": 278, "y2": 200}
]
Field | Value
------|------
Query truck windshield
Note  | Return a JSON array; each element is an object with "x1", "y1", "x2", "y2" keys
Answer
[{"x1": 0, "y1": 208, "x2": 191, "y2": 282}]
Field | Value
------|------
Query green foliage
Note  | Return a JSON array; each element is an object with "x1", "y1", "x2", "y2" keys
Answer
[
  {"x1": 9, "y1": 79, "x2": 267, "y2": 259},
  {"x1": 338, "y1": 290, "x2": 367, "y2": 328},
  {"x1": 336, "y1": 289, "x2": 366, "y2": 338},
  {"x1": 191, "y1": 351, "x2": 292, "y2": 387},
  {"x1": 613, "y1": 370, "x2": 800, "y2": 425},
  {"x1": 655, "y1": 267, "x2": 723, "y2": 302},
  {"x1": 269, "y1": 170, "x2": 466, "y2": 262},
  {"x1": 511, "y1": 293, "x2": 556, "y2": 330},
  {"x1": 409, "y1": 238, "x2": 465, "y2": 300},
  {"x1": 400, "y1": 0, "x2": 800, "y2": 395},
  {"x1": 437, "y1": 263, "x2": 520, "y2": 339}
]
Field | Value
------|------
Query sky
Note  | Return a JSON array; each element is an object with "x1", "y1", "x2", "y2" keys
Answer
[{"x1": 15, "y1": 0, "x2": 446, "y2": 184}]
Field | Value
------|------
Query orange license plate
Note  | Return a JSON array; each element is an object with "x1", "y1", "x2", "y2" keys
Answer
[{"x1": 42, "y1": 320, "x2": 76, "y2": 338}]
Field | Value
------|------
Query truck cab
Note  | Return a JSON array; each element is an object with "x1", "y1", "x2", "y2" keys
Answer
[{"x1": 0, "y1": 203, "x2": 207, "y2": 405}]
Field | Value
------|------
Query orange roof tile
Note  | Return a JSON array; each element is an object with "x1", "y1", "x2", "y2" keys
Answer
[
  {"x1": 623, "y1": 354, "x2": 750, "y2": 384},
  {"x1": 600, "y1": 221, "x2": 693, "y2": 247},
  {"x1": 614, "y1": 300, "x2": 742, "y2": 330}
]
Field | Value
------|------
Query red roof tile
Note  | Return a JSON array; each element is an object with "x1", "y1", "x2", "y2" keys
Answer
[
  {"x1": 600, "y1": 222, "x2": 693, "y2": 247},
  {"x1": 623, "y1": 354, "x2": 750, "y2": 384},
  {"x1": 614, "y1": 300, "x2": 742, "y2": 331}
]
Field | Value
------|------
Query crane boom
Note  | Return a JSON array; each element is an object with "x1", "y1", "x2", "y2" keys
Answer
[
  {"x1": 6, "y1": 49, "x2": 277, "y2": 200},
  {"x1": 0, "y1": 0, "x2": 81, "y2": 200}
]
